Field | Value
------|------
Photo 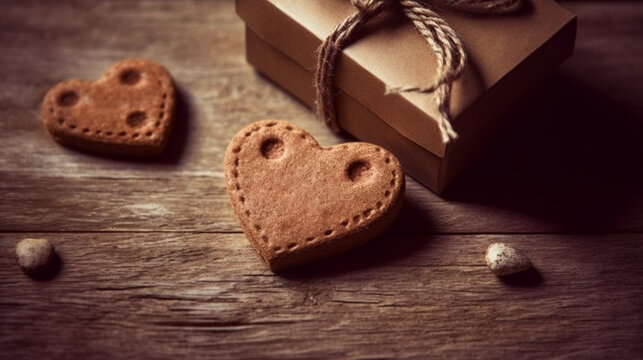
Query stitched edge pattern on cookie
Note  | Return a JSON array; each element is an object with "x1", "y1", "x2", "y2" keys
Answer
[
  {"x1": 44, "y1": 60, "x2": 173, "y2": 142},
  {"x1": 227, "y1": 121, "x2": 401, "y2": 254}
]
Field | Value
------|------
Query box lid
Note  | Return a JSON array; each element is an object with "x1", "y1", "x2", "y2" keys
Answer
[{"x1": 237, "y1": 0, "x2": 575, "y2": 158}]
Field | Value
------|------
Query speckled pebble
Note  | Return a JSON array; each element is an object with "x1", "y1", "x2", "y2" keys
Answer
[
  {"x1": 485, "y1": 243, "x2": 532, "y2": 276},
  {"x1": 15, "y1": 238, "x2": 55, "y2": 275}
]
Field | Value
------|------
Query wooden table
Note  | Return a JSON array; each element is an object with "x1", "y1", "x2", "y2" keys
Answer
[{"x1": 1, "y1": 1, "x2": 642, "y2": 358}]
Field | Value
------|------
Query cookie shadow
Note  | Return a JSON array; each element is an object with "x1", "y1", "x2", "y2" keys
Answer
[
  {"x1": 277, "y1": 195, "x2": 436, "y2": 279},
  {"x1": 153, "y1": 83, "x2": 192, "y2": 164}
]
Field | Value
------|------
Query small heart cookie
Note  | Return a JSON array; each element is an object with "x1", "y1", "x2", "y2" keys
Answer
[
  {"x1": 224, "y1": 120, "x2": 405, "y2": 272},
  {"x1": 41, "y1": 58, "x2": 176, "y2": 155}
]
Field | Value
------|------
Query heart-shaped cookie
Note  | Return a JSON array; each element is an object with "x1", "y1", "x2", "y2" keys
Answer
[
  {"x1": 41, "y1": 58, "x2": 176, "y2": 155},
  {"x1": 224, "y1": 120, "x2": 405, "y2": 272}
]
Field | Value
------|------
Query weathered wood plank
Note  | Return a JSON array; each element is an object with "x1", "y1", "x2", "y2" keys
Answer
[
  {"x1": 2, "y1": 173, "x2": 643, "y2": 233},
  {"x1": 1, "y1": 0, "x2": 642, "y2": 358},
  {"x1": 0, "y1": 0, "x2": 640, "y2": 181},
  {"x1": 1, "y1": 232, "x2": 641, "y2": 358},
  {"x1": 1, "y1": 0, "x2": 642, "y2": 235},
  {"x1": 0, "y1": 1, "x2": 643, "y2": 233}
]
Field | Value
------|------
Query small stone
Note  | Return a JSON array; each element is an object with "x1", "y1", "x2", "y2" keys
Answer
[
  {"x1": 485, "y1": 243, "x2": 532, "y2": 276},
  {"x1": 15, "y1": 238, "x2": 55, "y2": 275}
]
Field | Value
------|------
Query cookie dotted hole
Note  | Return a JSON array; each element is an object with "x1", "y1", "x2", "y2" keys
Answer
[
  {"x1": 260, "y1": 138, "x2": 285, "y2": 160},
  {"x1": 363, "y1": 209, "x2": 373, "y2": 218},
  {"x1": 341, "y1": 220, "x2": 349, "y2": 227},
  {"x1": 324, "y1": 229, "x2": 334, "y2": 236},
  {"x1": 119, "y1": 69, "x2": 142, "y2": 85},
  {"x1": 347, "y1": 160, "x2": 372, "y2": 182},
  {"x1": 57, "y1": 118, "x2": 64, "y2": 125},
  {"x1": 261, "y1": 235, "x2": 269, "y2": 243},
  {"x1": 305, "y1": 237, "x2": 315, "y2": 242},
  {"x1": 287, "y1": 243, "x2": 297, "y2": 250},
  {"x1": 57, "y1": 91, "x2": 79, "y2": 107},
  {"x1": 125, "y1": 111, "x2": 147, "y2": 128}
]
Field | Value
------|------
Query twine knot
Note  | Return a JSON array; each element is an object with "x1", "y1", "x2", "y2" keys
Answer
[{"x1": 314, "y1": 0, "x2": 520, "y2": 144}]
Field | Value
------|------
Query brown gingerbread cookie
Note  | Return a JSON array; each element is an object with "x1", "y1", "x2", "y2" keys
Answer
[
  {"x1": 224, "y1": 120, "x2": 405, "y2": 272},
  {"x1": 42, "y1": 58, "x2": 176, "y2": 155}
]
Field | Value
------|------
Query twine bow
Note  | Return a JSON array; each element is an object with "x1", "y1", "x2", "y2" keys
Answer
[{"x1": 314, "y1": 0, "x2": 520, "y2": 144}]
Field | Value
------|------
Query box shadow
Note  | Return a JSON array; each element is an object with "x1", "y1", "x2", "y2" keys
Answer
[{"x1": 442, "y1": 70, "x2": 643, "y2": 233}]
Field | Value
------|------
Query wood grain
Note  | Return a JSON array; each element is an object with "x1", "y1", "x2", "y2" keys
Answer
[
  {"x1": 1, "y1": 233, "x2": 642, "y2": 359},
  {"x1": 0, "y1": 0, "x2": 642, "y2": 358},
  {"x1": 2, "y1": 173, "x2": 643, "y2": 234}
]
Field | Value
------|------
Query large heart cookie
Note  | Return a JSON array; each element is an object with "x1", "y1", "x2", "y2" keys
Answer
[
  {"x1": 224, "y1": 120, "x2": 405, "y2": 272},
  {"x1": 41, "y1": 58, "x2": 176, "y2": 155}
]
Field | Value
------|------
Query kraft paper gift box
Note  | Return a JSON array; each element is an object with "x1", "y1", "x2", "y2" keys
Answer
[{"x1": 236, "y1": 0, "x2": 576, "y2": 193}]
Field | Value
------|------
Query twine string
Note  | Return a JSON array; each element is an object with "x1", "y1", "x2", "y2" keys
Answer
[{"x1": 314, "y1": 0, "x2": 519, "y2": 144}]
